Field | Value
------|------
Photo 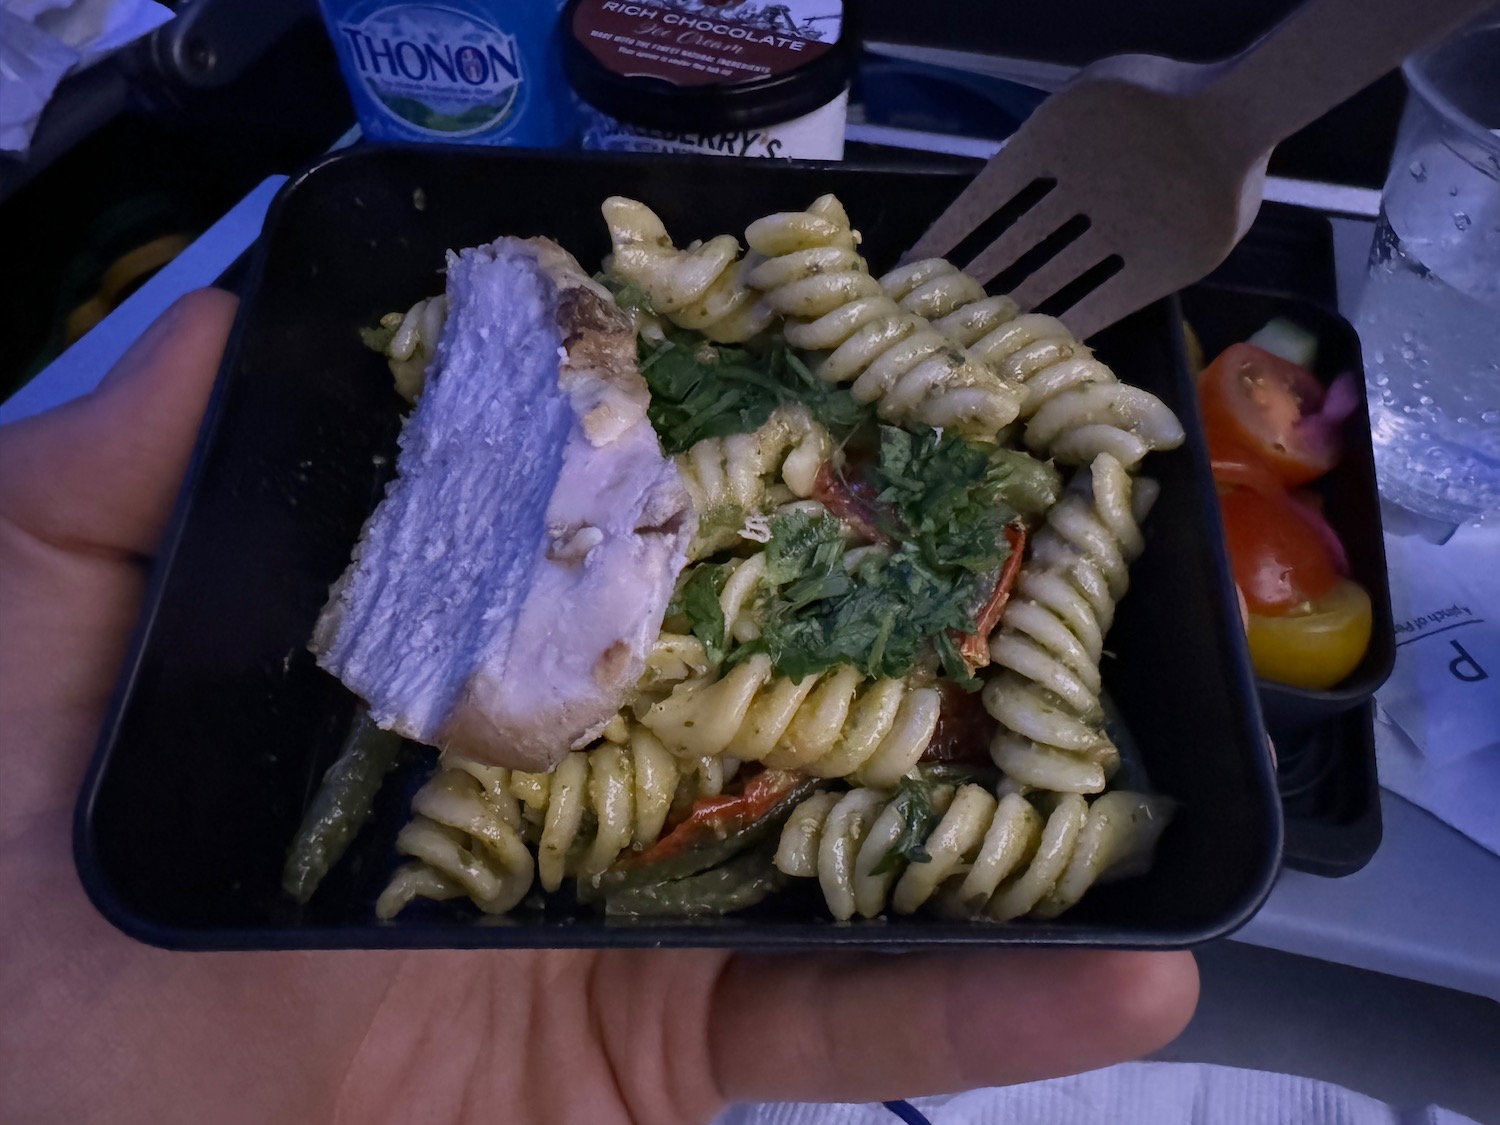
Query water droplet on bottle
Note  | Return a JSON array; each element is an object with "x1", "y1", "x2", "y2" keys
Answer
[
  {"x1": 1374, "y1": 373, "x2": 1390, "y2": 387},
  {"x1": 1484, "y1": 410, "x2": 1500, "y2": 424},
  {"x1": 1401, "y1": 346, "x2": 1418, "y2": 361},
  {"x1": 1409, "y1": 160, "x2": 1428, "y2": 180},
  {"x1": 1454, "y1": 212, "x2": 1472, "y2": 231},
  {"x1": 1373, "y1": 349, "x2": 1386, "y2": 365},
  {"x1": 1419, "y1": 394, "x2": 1435, "y2": 406}
]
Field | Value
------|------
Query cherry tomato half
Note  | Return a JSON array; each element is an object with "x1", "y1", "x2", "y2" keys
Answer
[
  {"x1": 1245, "y1": 579, "x2": 1373, "y2": 690},
  {"x1": 1208, "y1": 433, "x2": 1285, "y2": 497},
  {"x1": 1199, "y1": 343, "x2": 1341, "y2": 486},
  {"x1": 1285, "y1": 488, "x2": 1350, "y2": 576},
  {"x1": 1219, "y1": 486, "x2": 1340, "y2": 614}
]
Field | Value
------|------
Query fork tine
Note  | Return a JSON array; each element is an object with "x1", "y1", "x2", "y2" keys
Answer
[
  {"x1": 1053, "y1": 269, "x2": 1145, "y2": 341},
  {"x1": 900, "y1": 146, "x2": 1045, "y2": 265},
  {"x1": 962, "y1": 191, "x2": 1081, "y2": 286},
  {"x1": 1006, "y1": 229, "x2": 1106, "y2": 312}
]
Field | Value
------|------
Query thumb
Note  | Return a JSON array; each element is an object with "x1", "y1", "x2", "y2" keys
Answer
[
  {"x1": 0, "y1": 289, "x2": 239, "y2": 558},
  {"x1": 707, "y1": 947, "x2": 1199, "y2": 1104}
]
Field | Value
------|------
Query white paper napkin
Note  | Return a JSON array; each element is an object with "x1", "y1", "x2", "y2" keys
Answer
[
  {"x1": 1374, "y1": 520, "x2": 1500, "y2": 855},
  {"x1": 712, "y1": 1062, "x2": 1479, "y2": 1125},
  {"x1": 0, "y1": 0, "x2": 172, "y2": 155}
]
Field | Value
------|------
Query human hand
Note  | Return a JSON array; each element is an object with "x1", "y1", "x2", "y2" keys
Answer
[{"x1": 0, "y1": 291, "x2": 1198, "y2": 1125}]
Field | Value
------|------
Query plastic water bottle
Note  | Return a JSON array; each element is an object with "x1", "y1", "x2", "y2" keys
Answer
[
  {"x1": 1355, "y1": 20, "x2": 1500, "y2": 533},
  {"x1": 318, "y1": 0, "x2": 578, "y2": 148}
]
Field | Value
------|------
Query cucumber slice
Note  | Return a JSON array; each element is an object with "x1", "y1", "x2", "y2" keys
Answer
[{"x1": 1247, "y1": 317, "x2": 1319, "y2": 369}]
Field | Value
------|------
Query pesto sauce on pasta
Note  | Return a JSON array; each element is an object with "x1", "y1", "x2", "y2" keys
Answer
[
  {"x1": 644, "y1": 312, "x2": 1065, "y2": 689},
  {"x1": 343, "y1": 195, "x2": 1181, "y2": 927}
]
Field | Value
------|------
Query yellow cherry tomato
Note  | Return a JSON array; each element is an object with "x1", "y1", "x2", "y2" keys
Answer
[{"x1": 1244, "y1": 578, "x2": 1373, "y2": 690}]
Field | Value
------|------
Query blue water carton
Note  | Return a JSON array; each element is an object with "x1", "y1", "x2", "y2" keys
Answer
[{"x1": 319, "y1": 0, "x2": 578, "y2": 147}]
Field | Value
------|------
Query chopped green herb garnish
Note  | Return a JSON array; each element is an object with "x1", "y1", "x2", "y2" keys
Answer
[
  {"x1": 638, "y1": 334, "x2": 767, "y2": 454},
  {"x1": 610, "y1": 290, "x2": 1060, "y2": 687},
  {"x1": 871, "y1": 426, "x2": 1059, "y2": 576},
  {"x1": 723, "y1": 429, "x2": 1058, "y2": 685},
  {"x1": 605, "y1": 284, "x2": 874, "y2": 454},
  {"x1": 729, "y1": 513, "x2": 978, "y2": 684},
  {"x1": 781, "y1": 349, "x2": 871, "y2": 431},
  {"x1": 763, "y1": 509, "x2": 846, "y2": 588},
  {"x1": 670, "y1": 565, "x2": 730, "y2": 666},
  {"x1": 871, "y1": 775, "x2": 940, "y2": 876},
  {"x1": 637, "y1": 331, "x2": 873, "y2": 454}
]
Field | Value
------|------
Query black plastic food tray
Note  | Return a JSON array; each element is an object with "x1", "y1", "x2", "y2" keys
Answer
[
  {"x1": 1185, "y1": 205, "x2": 1394, "y2": 876},
  {"x1": 75, "y1": 146, "x2": 1281, "y2": 949}
]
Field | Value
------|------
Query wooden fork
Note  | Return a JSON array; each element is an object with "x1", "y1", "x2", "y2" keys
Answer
[{"x1": 904, "y1": 0, "x2": 1496, "y2": 339}]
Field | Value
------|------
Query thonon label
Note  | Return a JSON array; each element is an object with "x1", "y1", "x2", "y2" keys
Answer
[{"x1": 320, "y1": 0, "x2": 577, "y2": 146}]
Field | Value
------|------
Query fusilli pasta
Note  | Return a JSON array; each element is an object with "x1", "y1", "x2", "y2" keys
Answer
[
  {"x1": 374, "y1": 759, "x2": 533, "y2": 919},
  {"x1": 742, "y1": 195, "x2": 1023, "y2": 439},
  {"x1": 603, "y1": 197, "x2": 774, "y2": 343},
  {"x1": 775, "y1": 783, "x2": 1171, "y2": 921},
  {"x1": 374, "y1": 295, "x2": 448, "y2": 404},
  {"x1": 983, "y1": 453, "x2": 1154, "y2": 795},
  {"x1": 639, "y1": 654, "x2": 942, "y2": 788},
  {"x1": 376, "y1": 727, "x2": 737, "y2": 917},
  {"x1": 880, "y1": 259, "x2": 1183, "y2": 468},
  {"x1": 676, "y1": 404, "x2": 833, "y2": 559},
  {"x1": 346, "y1": 194, "x2": 1188, "y2": 928},
  {"x1": 640, "y1": 632, "x2": 713, "y2": 690},
  {"x1": 711, "y1": 553, "x2": 770, "y2": 645}
]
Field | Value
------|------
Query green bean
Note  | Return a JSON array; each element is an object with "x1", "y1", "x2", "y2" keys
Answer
[
  {"x1": 604, "y1": 848, "x2": 784, "y2": 917},
  {"x1": 282, "y1": 706, "x2": 404, "y2": 903}
]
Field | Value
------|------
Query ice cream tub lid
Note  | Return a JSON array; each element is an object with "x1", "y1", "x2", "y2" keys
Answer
[{"x1": 562, "y1": 0, "x2": 856, "y2": 133}]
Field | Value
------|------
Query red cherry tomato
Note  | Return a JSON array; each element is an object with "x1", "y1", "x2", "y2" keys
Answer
[
  {"x1": 1285, "y1": 488, "x2": 1350, "y2": 576},
  {"x1": 1206, "y1": 429, "x2": 1286, "y2": 497},
  {"x1": 618, "y1": 768, "x2": 806, "y2": 867},
  {"x1": 922, "y1": 682, "x2": 994, "y2": 765},
  {"x1": 1219, "y1": 487, "x2": 1340, "y2": 614},
  {"x1": 1199, "y1": 343, "x2": 1341, "y2": 486},
  {"x1": 811, "y1": 462, "x2": 895, "y2": 547}
]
